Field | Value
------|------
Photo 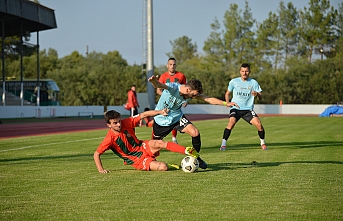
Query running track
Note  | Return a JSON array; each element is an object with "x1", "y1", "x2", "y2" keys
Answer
[{"x1": 0, "y1": 114, "x2": 229, "y2": 139}]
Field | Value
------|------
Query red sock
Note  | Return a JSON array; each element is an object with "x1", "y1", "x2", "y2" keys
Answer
[
  {"x1": 172, "y1": 129, "x2": 177, "y2": 138},
  {"x1": 166, "y1": 142, "x2": 185, "y2": 154}
]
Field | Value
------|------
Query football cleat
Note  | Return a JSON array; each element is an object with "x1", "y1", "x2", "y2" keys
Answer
[
  {"x1": 185, "y1": 147, "x2": 199, "y2": 158},
  {"x1": 220, "y1": 146, "x2": 226, "y2": 151},
  {"x1": 197, "y1": 157, "x2": 208, "y2": 169},
  {"x1": 167, "y1": 163, "x2": 180, "y2": 170},
  {"x1": 261, "y1": 144, "x2": 268, "y2": 150}
]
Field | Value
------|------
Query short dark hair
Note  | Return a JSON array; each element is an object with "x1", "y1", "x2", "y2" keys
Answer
[
  {"x1": 186, "y1": 79, "x2": 203, "y2": 94},
  {"x1": 168, "y1": 58, "x2": 176, "y2": 62},
  {"x1": 104, "y1": 110, "x2": 121, "y2": 124},
  {"x1": 241, "y1": 63, "x2": 250, "y2": 71},
  {"x1": 144, "y1": 107, "x2": 150, "y2": 111}
]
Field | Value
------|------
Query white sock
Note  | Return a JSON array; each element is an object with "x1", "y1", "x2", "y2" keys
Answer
[
  {"x1": 260, "y1": 139, "x2": 265, "y2": 145},
  {"x1": 221, "y1": 139, "x2": 226, "y2": 147}
]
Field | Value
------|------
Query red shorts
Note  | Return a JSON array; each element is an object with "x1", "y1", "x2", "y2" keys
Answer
[
  {"x1": 146, "y1": 120, "x2": 153, "y2": 127},
  {"x1": 132, "y1": 141, "x2": 159, "y2": 171}
]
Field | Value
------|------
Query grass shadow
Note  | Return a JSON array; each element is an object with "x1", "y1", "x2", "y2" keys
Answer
[
  {"x1": 206, "y1": 141, "x2": 343, "y2": 151},
  {"x1": 0, "y1": 153, "x2": 94, "y2": 163},
  {"x1": 206, "y1": 160, "x2": 343, "y2": 172}
]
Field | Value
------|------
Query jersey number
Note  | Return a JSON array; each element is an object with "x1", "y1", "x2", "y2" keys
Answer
[{"x1": 179, "y1": 117, "x2": 189, "y2": 127}]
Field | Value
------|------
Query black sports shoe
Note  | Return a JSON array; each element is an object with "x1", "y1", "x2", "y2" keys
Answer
[{"x1": 197, "y1": 157, "x2": 208, "y2": 169}]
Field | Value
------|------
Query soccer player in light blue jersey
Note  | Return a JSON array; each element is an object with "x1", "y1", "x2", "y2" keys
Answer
[
  {"x1": 148, "y1": 75, "x2": 239, "y2": 169},
  {"x1": 220, "y1": 63, "x2": 267, "y2": 151}
]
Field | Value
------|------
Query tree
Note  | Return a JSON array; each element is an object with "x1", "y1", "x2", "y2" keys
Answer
[
  {"x1": 298, "y1": 0, "x2": 338, "y2": 62},
  {"x1": 337, "y1": 3, "x2": 343, "y2": 37},
  {"x1": 203, "y1": 17, "x2": 227, "y2": 73},
  {"x1": 166, "y1": 36, "x2": 197, "y2": 63},
  {"x1": 232, "y1": 1, "x2": 256, "y2": 65},
  {"x1": 255, "y1": 11, "x2": 278, "y2": 73},
  {"x1": 203, "y1": 2, "x2": 257, "y2": 78},
  {"x1": 277, "y1": 1, "x2": 299, "y2": 70}
]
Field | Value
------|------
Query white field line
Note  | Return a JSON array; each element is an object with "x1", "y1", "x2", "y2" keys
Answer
[
  {"x1": 0, "y1": 131, "x2": 149, "y2": 152},
  {"x1": 0, "y1": 137, "x2": 103, "y2": 152}
]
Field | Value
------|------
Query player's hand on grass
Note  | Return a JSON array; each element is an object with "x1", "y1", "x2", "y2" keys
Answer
[{"x1": 99, "y1": 169, "x2": 110, "y2": 174}]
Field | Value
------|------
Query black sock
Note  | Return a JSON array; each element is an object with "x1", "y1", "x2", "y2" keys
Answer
[
  {"x1": 192, "y1": 134, "x2": 201, "y2": 152},
  {"x1": 258, "y1": 130, "x2": 265, "y2": 139},
  {"x1": 223, "y1": 128, "x2": 231, "y2": 140}
]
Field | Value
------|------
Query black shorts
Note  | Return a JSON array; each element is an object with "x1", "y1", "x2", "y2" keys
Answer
[
  {"x1": 229, "y1": 109, "x2": 258, "y2": 124},
  {"x1": 130, "y1": 107, "x2": 138, "y2": 117},
  {"x1": 152, "y1": 115, "x2": 192, "y2": 140}
]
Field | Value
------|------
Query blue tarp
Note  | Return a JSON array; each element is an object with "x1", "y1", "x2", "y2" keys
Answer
[{"x1": 319, "y1": 105, "x2": 343, "y2": 117}]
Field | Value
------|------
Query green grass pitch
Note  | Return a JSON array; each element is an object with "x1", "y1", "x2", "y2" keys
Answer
[{"x1": 0, "y1": 116, "x2": 342, "y2": 221}]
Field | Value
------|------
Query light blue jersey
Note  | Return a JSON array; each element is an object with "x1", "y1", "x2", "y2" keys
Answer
[
  {"x1": 228, "y1": 77, "x2": 262, "y2": 110},
  {"x1": 154, "y1": 82, "x2": 191, "y2": 126}
]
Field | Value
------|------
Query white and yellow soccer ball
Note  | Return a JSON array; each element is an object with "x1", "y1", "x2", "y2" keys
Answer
[{"x1": 181, "y1": 156, "x2": 199, "y2": 173}]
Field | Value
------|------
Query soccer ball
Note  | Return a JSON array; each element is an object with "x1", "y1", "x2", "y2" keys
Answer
[{"x1": 181, "y1": 156, "x2": 199, "y2": 173}]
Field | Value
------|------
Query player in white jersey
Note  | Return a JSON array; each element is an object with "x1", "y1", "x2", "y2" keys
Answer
[
  {"x1": 148, "y1": 75, "x2": 239, "y2": 169},
  {"x1": 220, "y1": 63, "x2": 268, "y2": 151}
]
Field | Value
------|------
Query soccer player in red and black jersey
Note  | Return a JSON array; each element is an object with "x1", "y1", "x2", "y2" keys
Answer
[
  {"x1": 156, "y1": 58, "x2": 187, "y2": 144},
  {"x1": 93, "y1": 109, "x2": 199, "y2": 173}
]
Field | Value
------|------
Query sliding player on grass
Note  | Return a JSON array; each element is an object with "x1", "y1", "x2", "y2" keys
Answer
[{"x1": 93, "y1": 109, "x2": 199, "y2": 173}]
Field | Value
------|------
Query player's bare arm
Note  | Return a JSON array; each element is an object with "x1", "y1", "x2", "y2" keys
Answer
[
  {"x1": 156, "y1": 76, "x2": 164, "y2": 95},
  {"x1": 148, "y1": 75, "x2": 168, "y2": 90},
  {"x1": 225, "y1": 90, "x2": 231, "y2": 103},
  {"x1": 93, "y1": 151, "x2": 110, "y2": 173},
  {"x1": 195, "y1": 94, "x2": 239, "y2": 108},
  {"x1": 156, "y1": 88, "x2": 163, "y2": 95},
  {"x1": 139, "y1": 108, "x2": 169, "y2": 119}
]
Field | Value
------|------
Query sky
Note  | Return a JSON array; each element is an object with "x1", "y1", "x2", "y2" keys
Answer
[{"x1": 30, "y1": 0, "x2": 341, "y2": 67}]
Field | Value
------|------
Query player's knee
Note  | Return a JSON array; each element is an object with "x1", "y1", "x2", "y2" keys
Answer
[
  {"x1": 187, "y1": 125, "x2": 199, "y2": 137},
  {"x1": 193, "y1": 128, "x2": 200, "y2": 137},
  {"x1": 157, "y1": 162, "x2": 168, "y2": 171},
  {"x1": 255, "y1": 122, "x2": 263, "y2": 130},
  {"x1": 155, "y1": 140, "x2": 167, "y2": 148}
]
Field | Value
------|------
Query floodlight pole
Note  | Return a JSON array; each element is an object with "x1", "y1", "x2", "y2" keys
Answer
[
  {"x1": 146, "y1": 0, "x2": 155, "y2": 110},
  {"x1": 2, "y1": 18, "x2": 5, "y2": 106},
  {"x1": 36, "y1": 31, "x2": 40, "y2": 106},
  {"x1": 20, "y1": 21, "x2": 24, "y2": 106}
]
